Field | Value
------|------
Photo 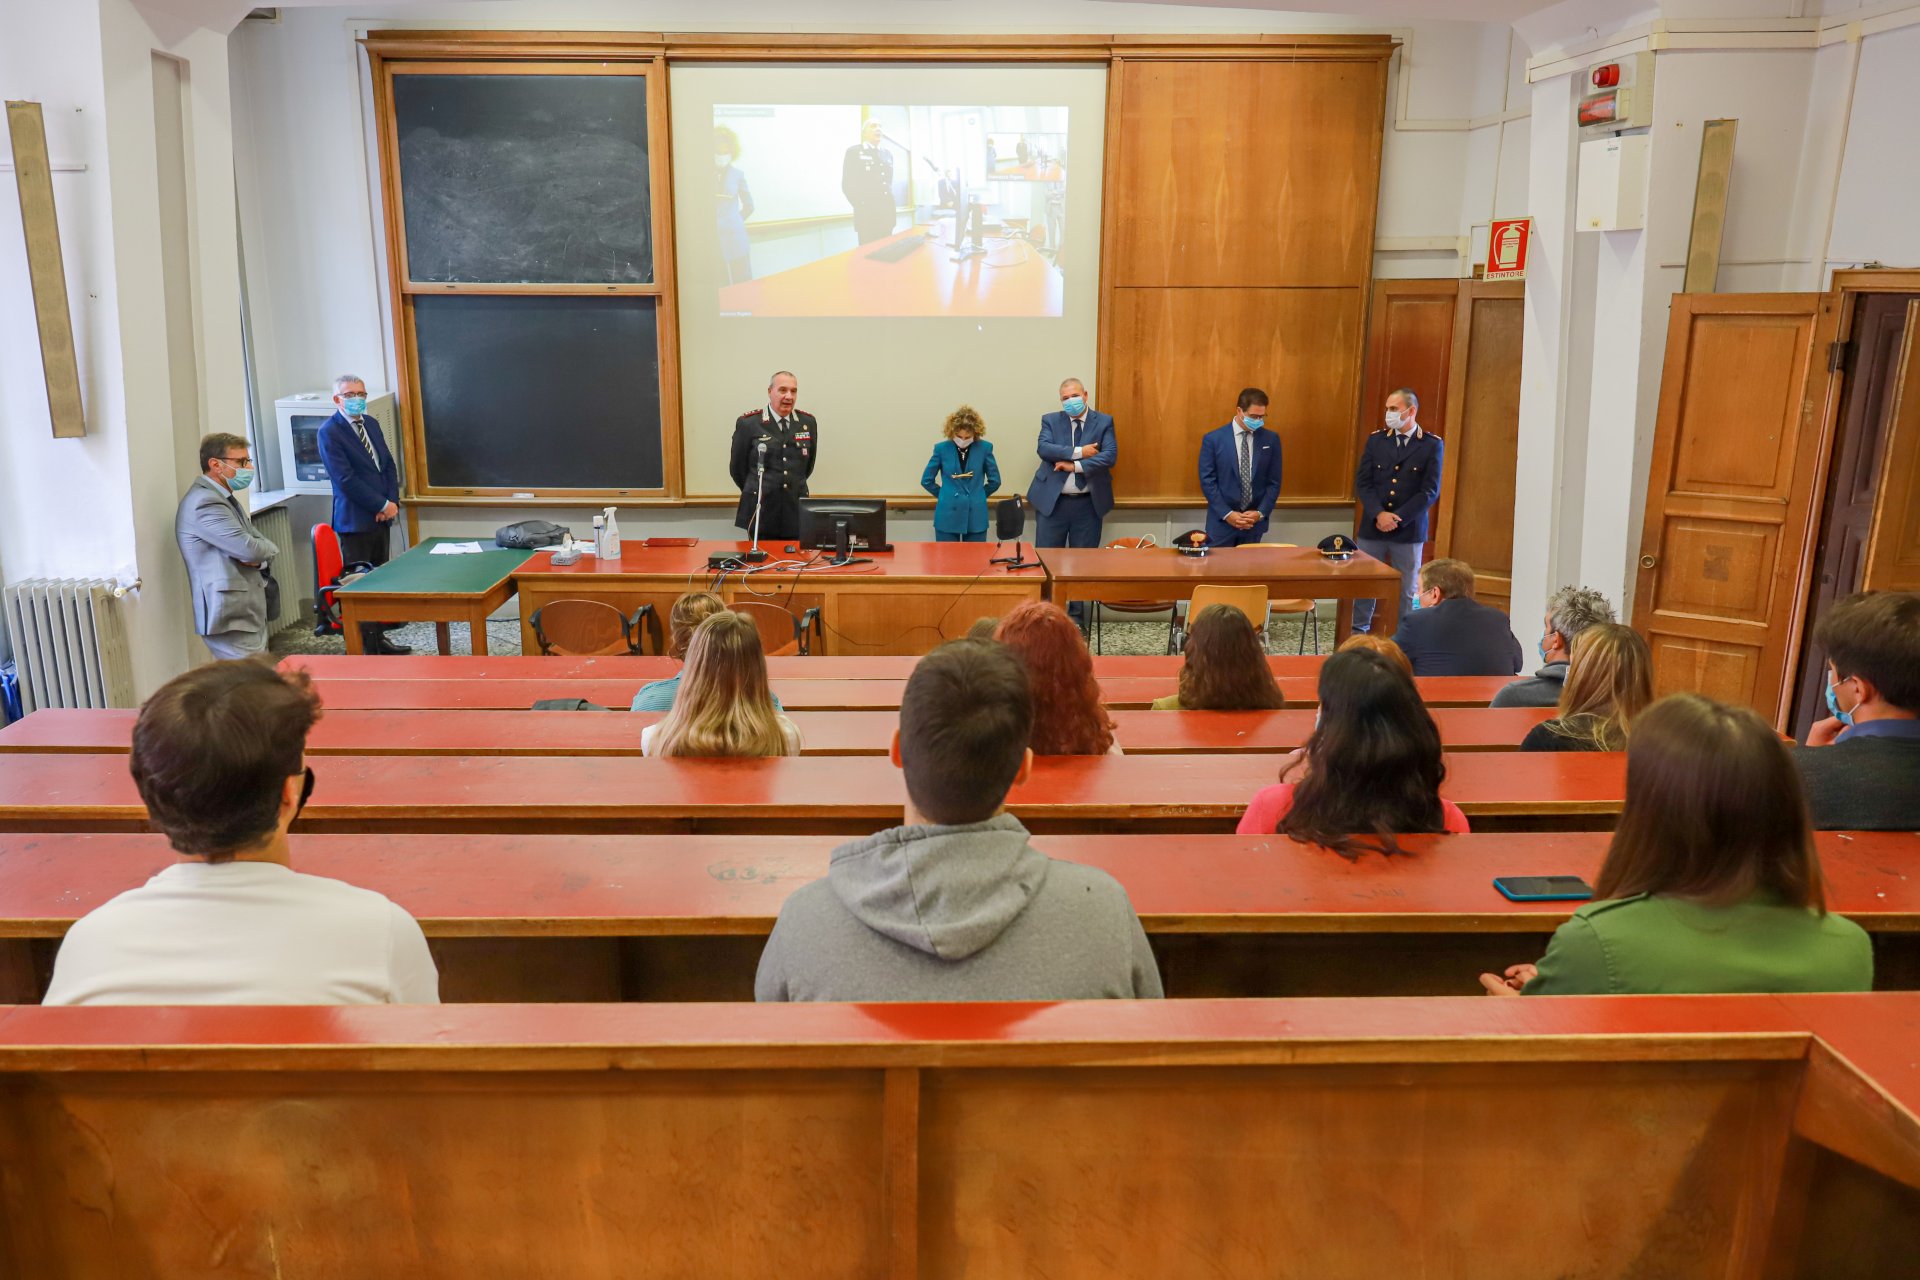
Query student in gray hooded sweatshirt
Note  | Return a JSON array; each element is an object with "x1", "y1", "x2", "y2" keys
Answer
[{"x1": 755, "y1": 638, "x2": 1163, "y2": 1002}]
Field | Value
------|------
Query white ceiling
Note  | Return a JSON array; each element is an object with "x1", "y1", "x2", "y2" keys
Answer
[{"x1": 1085, "y1": 0, "x2": 1566, "y2": 22}]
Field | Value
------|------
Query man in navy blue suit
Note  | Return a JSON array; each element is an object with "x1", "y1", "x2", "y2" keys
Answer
[
  {"x1": 1198, "y1": 388, "x2": 1283, "y2": 547},
  {"x1": 1353, "y1": 387, "x2": 1444, "y2": 633},
  {"x1": 316, "y1": 373, "x2": 409, "y2": 655},
  {"x1": 1026, "y1": 377, "x2": 1115, "y2": 550}
]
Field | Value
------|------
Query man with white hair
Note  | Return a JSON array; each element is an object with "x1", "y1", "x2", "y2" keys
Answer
[{"x1": 316, "y1": 373, "x2": 409, "y2": 655}]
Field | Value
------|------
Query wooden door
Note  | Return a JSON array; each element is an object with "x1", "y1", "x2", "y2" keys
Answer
[
  {"x1": 1432, "y1": 281, "x2": 1524, "y2": 614},
  {"x1": 1355, "y1": 279, "x2": 1457, "y2": 567},
  {"x1": 1863, "y1": 299, "x2": 1920, "y2": 592},
  {"x1": 1786, "y1": 292, "x2": 1916, "y2": 734},
  {"x1": 1632, "y1": 294, "x2": 1842, "y2": 726}
]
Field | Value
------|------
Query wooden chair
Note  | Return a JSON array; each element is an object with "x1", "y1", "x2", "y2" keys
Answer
[
  {"x1": 529, "y1": 600, "x2": 652, "y2": 657},
  {"x1": 734, "y1": 601, "x2": 822, "y2": 657},
  {"x1": 1088, "y1": 537, "x2": 1176, "y2": 654},
  {"x1": 1267, "y1": 543, "x2": 1322, "y2": 654},
  {"x1": 1171, "y1": 584, "x2": 1271, "y2": 654}
]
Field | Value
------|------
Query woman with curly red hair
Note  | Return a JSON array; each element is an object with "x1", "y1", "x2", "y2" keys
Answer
[{"x1": 993, "y1": 601, "x2": 1120, "y2": 755}]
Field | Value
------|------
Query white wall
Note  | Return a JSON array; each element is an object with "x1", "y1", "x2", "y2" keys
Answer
[{"x1": 226, "y1": 0, "x2": 1530, "y2": 549}]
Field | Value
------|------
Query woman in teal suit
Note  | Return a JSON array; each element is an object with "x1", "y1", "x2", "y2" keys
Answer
[{"x1": 921, "y1": 405, "x2": 1001, "y2": 542}]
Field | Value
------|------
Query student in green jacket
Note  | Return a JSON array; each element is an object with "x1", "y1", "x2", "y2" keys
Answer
[{"x1": 1481, "y1": 692, "x2": 1872, "y2": 996}]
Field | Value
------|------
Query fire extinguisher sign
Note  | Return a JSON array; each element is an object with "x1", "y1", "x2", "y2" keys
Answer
[{"x1": 1484, "y1": 218, "x2": 1530, "y2": 280}]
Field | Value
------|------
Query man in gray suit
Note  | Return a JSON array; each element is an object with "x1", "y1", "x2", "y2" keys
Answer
[{"x1": 177, "y1": 433, "x2": 279, "y2": 661}]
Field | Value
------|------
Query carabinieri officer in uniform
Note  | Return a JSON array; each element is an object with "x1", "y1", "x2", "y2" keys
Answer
[{"x1": 731, "y1": 370, "x2": 818, "y2": 542}]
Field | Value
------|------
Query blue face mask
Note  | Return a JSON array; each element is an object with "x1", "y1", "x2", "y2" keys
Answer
[
  {"x1": 342, "y1": 395, "x2": 368, "y2": 417},
  {"x1": 1538, "y1": 639, "x2": 1550, "y2": 663},
  {"x1": 227, "y1": 466, "x2": 254, "y2": 492},
  {"x1": 1243, "y1": 416, "x2": 1264, "y2": 431},
  {"x1": 1062, "y1": 396, "x2": 1086, "y2": 417},
  {"x1": 1826, "y1": 674, "x2": 1856, "y2": 727}
]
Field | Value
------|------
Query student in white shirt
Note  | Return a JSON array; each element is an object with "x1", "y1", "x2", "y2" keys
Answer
[
  {"x1": 640, "y1": 610, "x2": 803, "y2": 757},
  {"x1": 44, "y1": 661, "x2": 439, "y2": 1006}
]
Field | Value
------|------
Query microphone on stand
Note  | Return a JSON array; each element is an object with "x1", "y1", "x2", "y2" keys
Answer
[{"x1": 744, "y1": 437, "x2": 771, "y2": 563}]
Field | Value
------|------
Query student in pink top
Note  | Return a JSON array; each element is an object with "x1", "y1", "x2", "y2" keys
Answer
[{"x1": 1237, "y1": 647, "x2": 1469, "y2": 854}]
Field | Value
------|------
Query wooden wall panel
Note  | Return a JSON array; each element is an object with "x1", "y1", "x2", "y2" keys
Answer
[
  {"x1": 1435, "y1": 283, "x2": 1524, "y2": 614},
  {"x1": 1106, "y1": 287, "x2": 1364, "y2": 503},
  {"x1": 1107, "y1": 60, "x2": 1388, "y2": 288},
  {"x1": 1100, "y1": 52, "x2": 1389, "y2": 508}
]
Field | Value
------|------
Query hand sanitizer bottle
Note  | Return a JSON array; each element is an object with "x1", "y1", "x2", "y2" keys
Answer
[{"x1": 601, "y1": 506, "x2": 622, "y2": 561}]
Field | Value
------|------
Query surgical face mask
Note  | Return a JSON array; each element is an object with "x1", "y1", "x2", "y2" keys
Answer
[
  {"x1": 1538, "y1": 638, "x2": 1552, "y2": 663},
  {"x1": 716, "y1": 153, "x2": 732, "y2": 169},
  {"x1": 1385, "y1": 409, "x2": 1407, "y2": 432},
  {"x1": 225, "y1": 463, "x2": 254, "y2": 492},
  {"x1": 952, "y1": 432, "x2": 973, "y2": 446},
  {"x1": 1826, "y1": 673, "x2": 1856, "y2": 727},
  {"x1": 1062, "y1": 396, "x2": 1086, "y2": 417},
  {"x1": 295, "y1": 767, "x2": 315, "y2": 819},
  {"x1": 1243, "y1": 415, "x2": 1264, "y2": 431},
  {"x1": 341, "y1": 394, "x2": 368, "y2": 417}
]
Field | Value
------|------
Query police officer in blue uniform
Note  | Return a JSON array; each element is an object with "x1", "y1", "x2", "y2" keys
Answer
[
  {"x1": 730, "y1": 370, "x2": 818, "y2": 541},
  {"x1": 1352, "y1": 387, "x2": 1444, "y2": 633}
]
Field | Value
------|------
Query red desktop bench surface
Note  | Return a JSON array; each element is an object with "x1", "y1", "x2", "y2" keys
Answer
[{"x1": 279, "y1": 653, "x2": 1333, "y2": 681}]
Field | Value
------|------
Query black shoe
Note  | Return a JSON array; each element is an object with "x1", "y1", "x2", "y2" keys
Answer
[{"x1": 369, "y1": 636, "x2": 413, "y2": 656}]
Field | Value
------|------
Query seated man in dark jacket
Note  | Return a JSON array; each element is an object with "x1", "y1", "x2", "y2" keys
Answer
[
  {"x1": 755, "y1": 639, "x2": 1162, "y2": 1002},
  {"x1": 1390, "y1": 558, "x2": 1523, "y2": 677},
  {"x1": 1792, "y1": 591, "x2": 1920, "y2": 831},
  {"x1": 1492, "y1": 584, "x2": 1616, "y2": 707}
]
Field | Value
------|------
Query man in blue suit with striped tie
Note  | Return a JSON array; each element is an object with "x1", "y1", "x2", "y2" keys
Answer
[
  {"x1": 1198, "y1": 387, "x2": 1283, "y2": 547},
  {"x1": 316, "y1": 373, "x2": 410, "y2": 655}
]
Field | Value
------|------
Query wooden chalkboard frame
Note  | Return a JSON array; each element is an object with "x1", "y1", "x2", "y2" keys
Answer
[
  {"x1": 367, "y1": 54, "x2": 683, "y2": 503},
  {"x1": 363, "y1": 31, "x2": 1394, "y2": 511}
]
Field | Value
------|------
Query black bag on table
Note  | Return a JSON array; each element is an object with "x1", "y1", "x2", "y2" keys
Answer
[{"x1": 495, "y1": 520, "x2": 571, "y2": 549}]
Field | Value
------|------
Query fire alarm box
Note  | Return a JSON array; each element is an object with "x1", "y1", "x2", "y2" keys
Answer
[
  {"x1": 1577, "y1": 135, "x2": 1649, "y2": 232},
  {"x1": 1579, "y1": 52, "x2": 1654, "y2": 134}
]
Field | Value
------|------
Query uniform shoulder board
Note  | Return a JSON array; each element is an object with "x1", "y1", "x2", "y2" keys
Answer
[{"x1": 737, "y1": 408, "x2": 761, "y2": 420}]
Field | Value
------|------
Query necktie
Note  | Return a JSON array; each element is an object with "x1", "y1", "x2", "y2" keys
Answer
[
  {"x1": 352, "y1": 417, "x2": 378, "y2": 464},
  {"x1": 1238, "y1": 430, "x2": 1253, "y2": 508}
]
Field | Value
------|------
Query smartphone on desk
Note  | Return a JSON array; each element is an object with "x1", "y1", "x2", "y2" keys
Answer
[{"x1": 1492, "y1": 875, "x2": 1594, "y2": 903}]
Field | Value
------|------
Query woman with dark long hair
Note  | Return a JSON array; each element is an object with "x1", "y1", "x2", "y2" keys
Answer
[
  {"x1": 1235, "y1": 647, "x2": 1466, "y2": 854},
  {"x1": 1153, "y1": 604, "x2": 1286, "y2": 711},
  {"x1": 1483, "y1": 693, "x2": 1871, "y2": 995},
  {"x1": 994, "y1": 600, "x2": 1119, "y2": 755}
]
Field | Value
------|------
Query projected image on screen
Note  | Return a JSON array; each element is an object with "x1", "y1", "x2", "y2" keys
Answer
[{"x1": 712, "y1": 104, "x2": 1069, "y2": 319}]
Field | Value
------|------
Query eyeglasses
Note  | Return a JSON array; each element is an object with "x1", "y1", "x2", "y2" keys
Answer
[{"x1": 220, "y1": 456, "x2": 253, "y2": 468}]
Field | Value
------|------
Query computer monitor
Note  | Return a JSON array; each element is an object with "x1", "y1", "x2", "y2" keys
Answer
[{"x1": 798, "y1": 499, "x2": 892, "y2": 562}]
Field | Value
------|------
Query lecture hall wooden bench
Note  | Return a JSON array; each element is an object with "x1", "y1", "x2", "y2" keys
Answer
[
  {"x1": 0, "y1": 751, "x2": 1627, "y2": 835},
  {"x1": 0, "y1": 831, "x2": 1912, "y2": 1003},
  {"x1": 280, "y1": 653, "x2": 1336, "y2": 681},
  {"x1": 0, "y1": 995, "x2": 1912, "y2": 1276},
  {"x1": 0, "y1": 706, "x2": 1558, "y2": 757}
]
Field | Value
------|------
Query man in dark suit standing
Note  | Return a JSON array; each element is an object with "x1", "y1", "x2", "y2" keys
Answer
[
  {"x1": 730, "y1": 370, "x2": 818, "y2": 542},
  {"x1": 1390, "y1": 559, "x2": 1523, "y2": 677},
  {"x1": 1197, "y1": 387, "x2": 1283, "y2": 547},
  {"x1": 1026, "y1": 377, "x2": 1115, "y2": 550},
  {"x1": 841, "y1": 119, "x2": 896, "y2": 245},
  {"x1": 1353, "y1": 387, "x2": 1444, "y2": 633},
  {"x1": 316, "y1": 374, "x2": 409, "y2": 655}
]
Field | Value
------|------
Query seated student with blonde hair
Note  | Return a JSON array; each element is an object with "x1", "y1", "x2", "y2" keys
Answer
[
  {"x1": 630, "y1": 590, "x2": 728, "y2": 711},
  {"x1": 1484, "y1": 693, "x2": 1871, "y2": 995},
  {"x1": 755, "y1": 639, "x2": 1162, "y2": 1001},
  {"x1": 45, "y1": 662, "x2": 439, "y2": 1005},
  {"x1": 1237, "y1": 647, "x2": 1468, "y2": 854},
  {"x1": 1520, "y1": 622, "x2": 1651, "y2": 752},
  {"x1": 1153, "y1": 603, "x2": 1286, "y2": 710},
  {"x1": 641, "y1": 610, "x2": 802, "y2": 757},
  {"x1": 994, "y1": 600, "x2": 1121, "y2": 754}
]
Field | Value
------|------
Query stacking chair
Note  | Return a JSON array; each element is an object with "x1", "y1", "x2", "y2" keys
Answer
[
  {"x1": 734, "y1": 601, "x2": 823, "y2": 657},
  {"x1": 1088, "y1": 536, "x2": 1175, "y2": 654},
  {"x1": 1266, "y1": 543, "x2": 1322, "y2": 654},
  {"x1": 529, "y1": 599, "x2": 653, "y2": 656},
  {"x1": 1170, "y1": 584, "x2": 1271, "y2": 654}
]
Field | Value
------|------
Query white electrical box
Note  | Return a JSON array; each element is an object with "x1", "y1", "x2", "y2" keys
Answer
[
  {"x1": 273, "y1": 390, "x2": 399, "y2": 495},
  {"x1": 1577, "y1": 135, "x2": 1649, "y2": 232}
]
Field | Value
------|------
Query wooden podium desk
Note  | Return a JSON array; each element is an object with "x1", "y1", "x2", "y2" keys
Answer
[
  {"x1": 0, "y1": 830, "x2": 1911, "y2": 1003},
  {"x1": 1042, "y1": 543, "x2": 1407, "y2": 642},
  {"x1": 0, "y1": 707, "x2": 1556, "y2": 758},
  {"x1": 333, "y1": 536, "x2": 535, "y2": 655},
  {"x1": 0, "y1": 996, "x2": 1911, "y2": 1278},
  {"x1": 511, "y1": 541, "x2": 1044, "y2": 657},
  {"x1": 0, "y1": 751, "x2": 1625, "y2": 836}
]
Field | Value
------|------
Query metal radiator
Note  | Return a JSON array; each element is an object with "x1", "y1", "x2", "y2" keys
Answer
[
  {"x1": 252, "y1": 504, "x2": 310, "y2": 632},
  {"x1": 0, "y1": 579, "x2": 136, "y2": 713}
]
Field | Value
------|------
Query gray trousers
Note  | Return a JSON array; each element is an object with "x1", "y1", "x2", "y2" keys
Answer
[
  {"x1": 1352, "y1": 537, "x2": 1423, "y2": 633},
  {"x1": 202, "y1": 629, "x2": 268, "y2": 661}
]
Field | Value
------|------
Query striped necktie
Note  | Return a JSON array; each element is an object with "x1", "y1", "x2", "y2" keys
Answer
[
  {"x1": 1238, "y1": 430, "x2": 1253, "y2": 508},
  {"x1": 352, "y1": 417, "x2": 379, "y2": 464}
]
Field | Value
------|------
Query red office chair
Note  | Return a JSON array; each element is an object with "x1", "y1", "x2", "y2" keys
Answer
[{"x1": 311, "y1": 523, "x2": 374, "y2": 637}]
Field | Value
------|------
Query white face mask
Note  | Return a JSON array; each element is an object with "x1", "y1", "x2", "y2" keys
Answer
[
  {"x1": 1385, "y1": 409, "x2": 1407, "y2": 432},
  {"x1": 715, "y1": 153, "x2": 731, "y2": 169}
]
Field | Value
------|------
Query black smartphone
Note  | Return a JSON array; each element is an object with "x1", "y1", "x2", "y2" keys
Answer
[{"x1": 1492, "y1": 875, "x2": 1594, "y2": 902}]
